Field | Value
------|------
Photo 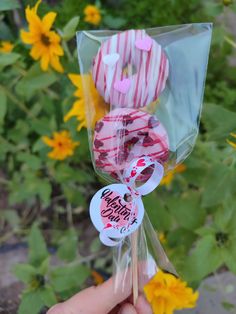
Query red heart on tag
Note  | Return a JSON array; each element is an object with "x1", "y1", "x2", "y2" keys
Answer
[
  {"x1": 137, "y1": 159, "x2": 146, "y2": 167},
  {"x1": 104, "y1": 223, "x2": 112, "y2": 229}
]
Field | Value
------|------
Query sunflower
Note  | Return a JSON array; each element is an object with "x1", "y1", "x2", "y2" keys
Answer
[
  {"x1": 160, "y1": 164, "x2": 186, "y2": 187},
  {"x1": 20, "y1": 0, "x2": 64, "y2": 73},
  {"x1": 227, "y1": 132, "x2": 236, "y2": 149},
  {"x1": 42, "y1": 130, "x2": 79, "y2": 161},
  {"x1": 144, "y1": 270, "x2": 199, "y2": 314},
  {"x1": 84, "y1": 5, "x2": 101, "y2": 25},
  {"x1": 0, "y1": 41, "x2": 14, "y2": 53},
  {"x1": 64, "y1": 74, "x2": 108, "y2": 131}
]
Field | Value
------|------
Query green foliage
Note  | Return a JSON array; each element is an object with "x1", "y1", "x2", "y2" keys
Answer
[
  {"x1": 12, "y1": 224, "x2": 90, "y2": 314},
  {"x1": 0, "y1": 0, "x2": 20, "y2": 11},
  {"x1": 62, "y1": 16, "x2": 80, "y2": 41}
]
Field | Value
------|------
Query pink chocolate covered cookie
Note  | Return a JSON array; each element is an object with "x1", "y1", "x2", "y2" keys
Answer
[
  {"x1": 93, "y1": 108, "x2": 169, "y2": 180},
  {"x1": 92, "y1": 29, "x2": 169, "y2": 109}
]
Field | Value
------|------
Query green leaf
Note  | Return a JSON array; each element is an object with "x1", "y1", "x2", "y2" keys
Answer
[
  {"x1": 224, "y1": 235, "x2": 236, "y2": 274},
  {"x1": 54, "y1": 164, "x2": 93, "y2": 184},
  {"x1": 221, "y1": 301, "x2": 235, "y2": 311},
  {"x1": 203, "y1": 2, "x2": 223, "y2": 16},
  {"x1": 183, "y1": 235, "x2": 223, "y2": 282},
  {"x1": 36, "y1": 179, "x2": 52, "y2": 207},
  {"x1": 0, "y1": 0, "x2": 20, "y2": 11},
  {"x1": 38, "y1": 257, "x2": 50, "y2": 276},
  {"x1": 50, "y1": 264, "x2": 90, "y2": 293},
  {"x1": 57, "y1": 228, "x2": 78, "y2": 262},
  {"x1": 62, "y1": 16, "x2": 80, "y2": 41},
  {"x1": 104, "y1": 15, "x2": 126, "y2": 28},
  {"x1": 18, "y1": 287, "x2": 56, "y2": 314},
  {"x1": 167, "y1": 228, "x2": 197, "y2": 252},
  {"x1": 15, "y1": 63, "x2": 58, "y2": 100},
  {"x1": 0, "y1": 52, "x2": 20, "y2": 69},
  {"x1": 144, "y1": 193, "x2": 172, "y2": 231},
  {"x1": 0, "y1": 89, "x2": 7, "y2": 124},
  {"x1": 28, "y1": 223, "x2": 49, "y2": 267},
  {"x1": 17, "y1": 152, "x2": 42, "y2": 170},
  {"x1": 167, "y1": 192, "x2": 205, "y2": 230},
  {"x1": 202, "y1": 103, "x2": 236, "y2": 140},
  {"x1": 32, "y1": 138, "x2": 46, "y2": 152},
  {"x1": 62, "y1": 185, "x2": 86, "y2": 207},
  {"x1": 40, "y1": 285, "x2": 57, "y2": 306},
  {"x1": 201, "y1": 164, "x2": 234, "y2": 207},
  {"x1": 31, "y1": 117, "x2": 56, "y2": 136},
  {"x1": 18, "y1": 290, "x2": 45, "y2": 314},
  {"x1": 1, "y1": 209, "x2": 20, "y2": 230},
  {"x1": 12, "y1": 263, "x2": 37, "y2": 284}
]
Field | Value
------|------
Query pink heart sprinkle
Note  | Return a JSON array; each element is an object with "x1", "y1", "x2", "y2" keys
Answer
[
  {"x1": 135, "y1": 37, "x2": 153, "y2": 52},
  {"x1": 114, "y1": 78, "x2": 131, "y2": 94}
]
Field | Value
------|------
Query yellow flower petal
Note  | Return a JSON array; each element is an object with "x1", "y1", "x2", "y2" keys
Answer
[
  {"x1": 21, "y1": 0, "x2": 64, "y2": 73},
  {"x1": 65, "y1": 73, "x2": 108, "y2": 132},
  {"x1": 40, "y1": 53, "x2": 50, "y2": 71},
  {"x1": 50, "y1": 43, "x2": 64, "y2": 56},
  {"x1": 42, "y1": 12, "x2": 57, "y2": 32},
  {"x1": 227, "y1": 139, "x2": 236, "y2": 149},
  {"x1": 43, "y1": 130, "x2": 79, "y2": 161},
  {"x1": 42, "y1": 135, "x2": 53, "y2": 147},
  {"x1": 33, "y1": 0, "x2": 42, "y2": 13},
  {"x1": 20, "y1": 30, "x2": 36, "y2": 44},
  {"x1": 84, "y1": 5, "x2": 101, "y2": 25},
  {"x1": 50, "y1": 55, "x2": 64, "y2": 73},
  {"x1": 144, "y1": 271, "x2": 199, "y2": 314},
  {"x1": 0, "y1": 41, "x2": 14, "y2": 53},
  {"x1": 25, "y1": 5, "x2": 42, "y2": 30},
  {"x1": 68, "y1": 74, "x2": 82, "y2": 88}
]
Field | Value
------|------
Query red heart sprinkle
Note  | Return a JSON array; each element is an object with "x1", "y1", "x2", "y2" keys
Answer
[
  {"x1": 131, "y1": 170, "x2": 137, "y2": 177},
  {"x1": 137, "y1": 159, "x2": 146, "y2": 167}
]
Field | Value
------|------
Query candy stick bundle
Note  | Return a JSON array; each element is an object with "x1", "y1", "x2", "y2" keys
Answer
[{"x1": 77, "y1": 24, "x2": 212, "y2": 309}]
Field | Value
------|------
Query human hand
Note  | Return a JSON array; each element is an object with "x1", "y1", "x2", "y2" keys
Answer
[{"x1": 47, "y1": 277, "x2": 152, "y2": 314}]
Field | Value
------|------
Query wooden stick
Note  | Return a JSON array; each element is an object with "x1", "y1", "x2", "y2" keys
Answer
[{"x1": 131, "y1": 229, "x2": 139, "y2": 305}]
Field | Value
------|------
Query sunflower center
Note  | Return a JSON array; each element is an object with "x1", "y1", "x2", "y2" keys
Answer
[{"x1": 41, "y1": 34, "x2": 50, "y2": 46}]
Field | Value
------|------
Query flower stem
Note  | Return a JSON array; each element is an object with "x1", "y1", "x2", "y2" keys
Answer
[
  {"x1": 62, "y1": 39, "x2": 73, "y2": 62},
  {"x1": 224, "y1": 36, "x2": 236, "y2": 49},
  {"x1": 0, "y1": 84, "x2": 33, "y2": 117}
]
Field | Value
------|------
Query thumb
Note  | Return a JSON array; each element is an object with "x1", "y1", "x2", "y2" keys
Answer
[{"x1": 47, "y1": 277, "x2": 132, "y2": 314}]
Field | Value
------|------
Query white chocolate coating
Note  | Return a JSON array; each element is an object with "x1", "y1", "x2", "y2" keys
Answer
[{"x1": 92, "y1": 29, "x2": 169, "y2": 109}]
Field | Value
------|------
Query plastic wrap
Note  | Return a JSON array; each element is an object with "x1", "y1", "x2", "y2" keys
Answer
[{"x1": 76, "y1": 24, "x2": 212, "y2": 306}]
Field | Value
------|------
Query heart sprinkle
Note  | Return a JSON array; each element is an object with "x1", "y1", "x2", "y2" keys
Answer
[
  {"x1": 114, "y1": 78, "x2": 131, "y2": 94},
  {"x1": 137, "y1": 158, "x2": 146, "y2": 167},
  {"x1": 102, "y1": 53, "x2": 120, "y2": 66},
  {"x1": 135, "y1": 36, "x2": 153, "y2": 52}
]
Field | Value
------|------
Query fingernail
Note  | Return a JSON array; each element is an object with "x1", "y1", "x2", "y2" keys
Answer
[{"x1": 119, "y1": 304, "x2": 137, "y2": 314}]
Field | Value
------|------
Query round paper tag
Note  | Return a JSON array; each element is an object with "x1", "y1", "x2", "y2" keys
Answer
[{"x1": 89, "y1": 184, "x2": 144, "y2": 246}]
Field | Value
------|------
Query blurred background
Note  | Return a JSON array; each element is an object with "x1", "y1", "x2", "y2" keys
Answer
[{"x1": 0, "y1": 0, "x2": 236, "y2": 313}]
